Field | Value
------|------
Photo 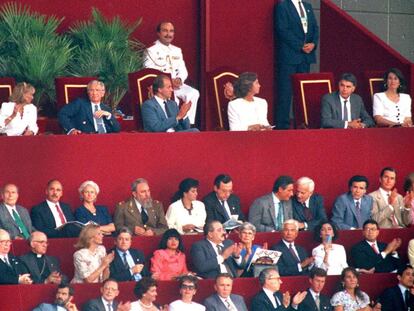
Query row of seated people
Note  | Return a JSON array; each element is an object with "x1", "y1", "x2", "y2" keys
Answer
[
  {"x1": 226, "y1": 68, "x2": 412, "y2": 131},
  {"x1": 1, "y1": 168, "x2": 414, "y2": 242}
]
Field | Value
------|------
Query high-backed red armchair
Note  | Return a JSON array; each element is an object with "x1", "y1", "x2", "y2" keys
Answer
[
  {"x1": 206, "y1": 67, "x2": 239, "y2": 130},
  {"x1": 128, "y1": 68, "x2": 172, "y2": 129},
  {"x1": 55, "y1": 76, "x2": 98, "y2": 111},
  {"x1": 0, "y1": 77, "x2": 16, "y2": 106},
  {"x1": 291, "y1": 72, "x2": 335, "y2": 129},
  {"x1": 364, "y1": 70, "x2": 384, "y2": 98}
]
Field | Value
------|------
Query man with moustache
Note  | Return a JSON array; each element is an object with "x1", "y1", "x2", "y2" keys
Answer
[
  {"x1": 114, "y1": 178, "x2": 168, "y2": 236},
  {"x1": 298, "y1": 268, "x2": 332, "y2": 311},
  {"x1": 31, "y1": 179, "x2": 78, "y2": 238},
  {"x1": 33, "y1": 283, "x2": 79, "y2": 311}
]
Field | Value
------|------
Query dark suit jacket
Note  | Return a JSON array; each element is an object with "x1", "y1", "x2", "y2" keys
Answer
[
  {"x1": 203, "y1": 192, "x2": 245, "y2": 224},
  {"x1": 0, "y1": 203, "x2": 33, "y2": 239},
  {"x1": 204, "y1": 293, "x2": 248, "y2": 311},
  {"x1": 292, "y1": 194, "x2": 327, "y2": 232},
  {"x1": 379, "y1": 285, "x2": 414, "y2": 311},
  {"x1": 0, "y1": 254, "x2": 29, "y2": 284},
  {"x1": 58, "y1": 97, "x2": 120, "y2": 134},
  {"x1": 251, "y1": 289, "x2": 294, "y2": 311},
  {"x1": 190, "y1": 238, "x2": 240, "y2": 279},
  {"x1": 82, "y1": 297, "x2": 119, "y2": 311},
  {"x1": 20, "y1": 252, "x2": 66, "y2": 284},
  {"x1": 321, "y1": 92, "x2": 375, "y2": 128},
  {"x1": 271, "y1": 240, "x2": 309, "y2": 276},
  {"x1": 109, "y1": 247, "x2": 149, "y2": 281},
  {"x1": 297, "y1": 289, "x2": 332, "y2": 311},
  {"x1": 350, "y1": 240, "x2": 402, "y2": 273},
  {"x1": 141, "y1": 97, "x2": 191, "y2": 132},
  {"x1": 275, "y1": 0, "x2": 319, "y2": 65},
  {"x1": 331, "y1": 193, "x2": 373, "y2": 230},
  {"x1": 31, "y1": 201, "x2": 76, "y2": 238}
]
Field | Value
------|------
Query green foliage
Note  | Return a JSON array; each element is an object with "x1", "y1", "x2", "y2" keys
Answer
[
  {"x1": 0, "y1": 2, "x2": 73, "y2": 110},
  {"x1": 68, "y1": 8, "x2": 144, "y2": 109}
]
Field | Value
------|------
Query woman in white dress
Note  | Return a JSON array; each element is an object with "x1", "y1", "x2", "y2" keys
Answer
[
  {"x1": 131, "y1": 277, "x2": 167, "y2": 311},
  {"x1": 227, "y1": 72, "x2": 271, "y2": 131},
  {"x1": 373, "y1": 68, "x2": 412, "y2": 127},
  {"x1": 166, "y1": 178, "x2": 206, "y2": 234},
  {"x1": 312, "y1": 221, "x2": 348, "y2": 275},
  {"x1": 169, "y1": 275, "x2": 205, "y2": 311},
  {"x1": 0, "y1": 82, "x2": 38, "y2": 136}
]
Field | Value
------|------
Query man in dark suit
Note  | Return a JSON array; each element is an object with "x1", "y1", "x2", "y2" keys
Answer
[
  {"x1": 113, "y1": 178, "x2": 168, "y2": 236},
  {"x1": 31, "y1": 179, "x2": 78, "y2": 238},
  {"x1": 331, "y1": 175, "x2": 373, "y2": 230},
  {"x1": 271, "y1": 219, "x2": 314, "y2": 276},
  {"x1": 190, "y1": 221, "x2": 243, "y2": 279},
  {"x1": 298, "y1": 268, "x2": 332, "y2": 311},
  {"x1": 321, "y1": 73, "x2": 374, "y2": 129},
  {"x1": 141, "y1": 74, "x2": 199, "y2": 132},
  {"x1": 109, "y1": 227, "x2": 148, "y2": 282},
  {"x1": 203, "y1": 174, "x2": 245, "y2": 225},
  {"x1": 204, "y1": 273, "x2": 248, "y2": 311},
  {"x1": 0, "y1": 229, "x2": 32, "y2": 285},
  {"x1": 58, "y1": 80, "x2": 120, "y2": 134},
  {"x1": 351, "y1": 220, "x2": 403, "y2": 273},
  {"x1": 249, "y1": 176, "x2": 294, "y2": 232},
  {"x1": 379, "y1": 265, "x2": 414, "y2": 311},
  {"x1": 20, "y1": 231, "x2": 66, "y2": 284},
  {"x1": 275, "y1": 0, "x2": 319, "y2": 129},
  {"x1": 251, "y1": 267, "x2": 307, "y2": 311},
  {"x1": 33, "y1": 283, "x2": 78, "y2": 311},
  {"x1": 292, "y1": 177, "x2": 327, "y2": 231},
  {"x1": 83, "y1": 279, "x2": 130, "y2": 311},
  {"x1": 0, "y1": 183, "x2": 33, "y2": 239}
]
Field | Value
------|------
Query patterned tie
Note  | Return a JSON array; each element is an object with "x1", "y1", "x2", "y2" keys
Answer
[
  {"x1": 303, "y1": 202, "x2": 312, "y2": 221},
  {"x1": 276, "y1": 202, "x2": 284, "y2": 230},
  {"x1": 12, "y1": 209, "x2": 30, "y2": 239},
  {"x1": 55, "y1": 204, "x2": 66, "y2": 225},
  {"x1": 289, "y1": 243, "x2": 301, "y2": 263},
  {"x1": 343, "y1": 100, "x2": 349, "y2": 121},
  {"x1": 94, "y1": 104, "x2": 106, "y2": 134},
  {"x1": 224, "y1": 298, "x2": 235, "y2": 311},
  {"x1": 315, "y1": 294, "x2": 320, "y2": 311},
  {"x1": 355, "y1": 201, "x2": 362, "y2": 228},
  {"x1": 122, "y1": 252, "x2": 129, "y2": 269}
]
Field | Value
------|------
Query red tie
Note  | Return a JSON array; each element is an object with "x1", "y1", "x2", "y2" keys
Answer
[
  {"x1": 371, "y1": 243, "x2": 379, "y2": 255},
  {"x1": 55, "y1": 204, "x2": 66, "y2": 224}
]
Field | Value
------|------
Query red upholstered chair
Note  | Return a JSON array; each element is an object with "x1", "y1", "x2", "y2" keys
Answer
[
  {"x1": 364, "y1": 70, "x2": 384, "y2": 98},
  {"x1": 291, "y1": 72, "x2": 335, "y2": 129},
  {"x1": 55, "y1": 76, "x2": 97, "y2": 110},
  {"x1": 206, "y1": 67, "x2": 239, "y2": 130},
  {"x1": 0, "y1": 77, "x2": 16, "y2": 106}
]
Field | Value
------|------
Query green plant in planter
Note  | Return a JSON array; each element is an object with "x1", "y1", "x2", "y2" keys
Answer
[
  {"x1": 0, "y1": 2, "x2": 73, "y2": 113},
  {"x1": 67, "y1": 8, "x2": 144, "y2": 111}
]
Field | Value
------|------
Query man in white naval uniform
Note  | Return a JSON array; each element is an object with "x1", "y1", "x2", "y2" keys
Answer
[{"x1": 144, "y1": 21, "x2": 199, "y2": 125}]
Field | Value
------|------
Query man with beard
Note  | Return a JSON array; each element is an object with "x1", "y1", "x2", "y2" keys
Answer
[
  {"x1": 33, "y1": 283, "x2": 78, "y2": 311},
  {"x1": 114, "y1": 178, "x2": 168, "y2": 236}
]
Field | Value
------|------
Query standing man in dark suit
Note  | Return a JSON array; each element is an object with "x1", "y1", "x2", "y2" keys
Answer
[
  {"x1": 379, "y1": 265, "x2": 414, "y2": 311},
  {"x1": 249, "y1": 176, "x2": 294, "y2": 232},
  {"x1": 0, "y1": 229, "x2": 32, "y2": 285},
  {"x1": 351, "y1": 220, "x2": 403, "y2": 273},
  {"x1": 292, "y1": 177, "x2": 327, "y2": 232},
  {"x1": 58, "y1": 80, "x2": 120, "y2": 134},
  {"x1": 190, "y1": 221, "x2": 243, "y2": 279},
  {"x1": 275, "y1": 0, "x2": 319, "y2": 129},
  {"x1": 271, "y1": 219, "x2": 314, "y2": 276},
  {"x1": 141, "y1": 74, "x2": 198, "y2": 132},
  {"x1": 33, "y1": 283, "x2": 78, "y2": 311},
  {"x1": 204, "y1": 273, "x2": 248, "y2": 311},
  {"x1": 203, "y1": 174, "x2": 245, "y2": 225},
  {"x1": 31, "y1": 179, "x2": 78, "y2": 238},
  {"x1": 83, "y1": 279, "x2": 130, "y2": 311},
  {"x1": 321, "y1": 73, "x2": 374, "y2": 128},
  {"x1": 109, "y1": 227, "x2": 148, "y2": 282},
  {"x1": 251, "y1": 267, "x2": 307, "y2": 311},
  {"x1": 0, "y1": 183, "x2": 33, "y2": 239},
  {"x1": 298, "y1": 268, "x2": 332, "y2": 311},
  {"x1": 331, "y1": 175, "x2": 373, "y2": 230},
  {"x1": 20, "y1": 231, "x2": 66, "y2": 284}
]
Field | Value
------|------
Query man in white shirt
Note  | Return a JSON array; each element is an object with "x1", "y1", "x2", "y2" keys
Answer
[
  {"x1": 144, "y1": 21, "x2": 199, "y2": 125},
  {"x1": 370, "y1": 167, "x2": 412, "y2": 228}
]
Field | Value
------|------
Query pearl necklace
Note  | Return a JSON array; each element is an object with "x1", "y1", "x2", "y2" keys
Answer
[{"x1": 139, "y1": 300, "x2": 154, "y2": 309}]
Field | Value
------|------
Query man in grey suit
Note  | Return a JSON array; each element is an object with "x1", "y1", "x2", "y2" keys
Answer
[
  {"x1": 204, "y1": 273, "x2": 248, "y2": 311},
  {"x1": 33, "y1": 283, "x2": 78, "y2": 311},
  {"x1": 321, "y1": 73, "x2": 374, "y2": 129},
  {"x1": 141, "y1": 74, "x2": 199, "y2": 132},
  {"x1": 248, "y1": 176, "x2": 294, "y2": 232},
  {"x1": 331, "y1": 175, "x2": 374, "y2": 230},
  {"x1": 0, "y1": 183, "x2": 33, "y2": 239},
  {"x1": 83, "y1": 279, "x2": 130, "y2": 311}
]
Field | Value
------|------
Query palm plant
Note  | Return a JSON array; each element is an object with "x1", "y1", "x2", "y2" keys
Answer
[
  {"x1": 67, "y1": 8, "x2": 144, "y2": 110},
  {"x1": 0, "y1": 2, "x2": 73, "y2": 112}
]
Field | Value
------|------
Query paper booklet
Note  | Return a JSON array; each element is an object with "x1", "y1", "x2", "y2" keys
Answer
[{"x1": 247, "y1": 248, "x2": 283, "y2": 271}]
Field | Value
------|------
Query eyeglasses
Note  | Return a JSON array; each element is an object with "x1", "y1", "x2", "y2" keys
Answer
[
  {"x1": 181, "y1": 285, "x2": 196, "y2": 290},
  {"x1": 0, "y1": 240, "x2": 12, "y2": 245},
  {"x1": 33, "y1": 240, "x2": 49, "y2": 245}
]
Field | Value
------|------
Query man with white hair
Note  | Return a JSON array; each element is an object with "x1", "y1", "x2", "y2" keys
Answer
[{"x1": 292, "y1": 177, "x2": 327, "y2": 231}]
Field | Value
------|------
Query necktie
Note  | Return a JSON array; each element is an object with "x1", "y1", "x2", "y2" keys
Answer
[
  {"x1": 315, "y1": 294, "x2": 320, "y2": 310},
  {"x1": 405, "y1": 289, "x2": 410, "y2": 307},
  {"x1": 217, "y1": 245, "x2": 234, "y2": 277},
  {"x1": 107, "y1": 303, "x2": 112, "y2": 311},
  {"x1": 303, "y1": 202, "x2": 312, "y2": 221},
  {"x1": 289, "y1": 243, "x2": 301, "y2": 263},
  {"x1": 273, "y1": 293, "x2": 280, "y2": 307},
  {"x1": 224, "y1": 298, "x2": 234, "y2": 311},
  {"x1": 164, "y1": 101, "x2": 173, "y2": 118},
  {"x1": 141, "y1": 207, "x2": 149, "y2": 225},
  {"x1": 355, "y1": 201, "x2": 362, "y2": 228},
  {"x1": 3, "y1": 256, "x2": 11, "y2": 267},
  {"x1": 55, "y1": 204, "x2": 66, "y2": 224},
  {"x1": 276, "y1": 202, "x2": 284, "y2": 230},
  {"x1": 94, "y1": 104, "x2": 106, "y2": 134},
  {"x1": 12, "y1": 209, "x2": 30, "y2": 239},
  {"x1": 122, "y1": 252, "x2": 129, "y2": 269},
  {"x1": 371, "y1": 243, "x2": 379, "y2": 255},
  {"x1": 343, "y1": 100, "x2": 349, "y2": 121},
  {"x1": 298, "y1": 1, "x2": 305, "y2": 18},
  {"x1": 221, "y1": 200, "x2": 230, "y2": 221}
]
